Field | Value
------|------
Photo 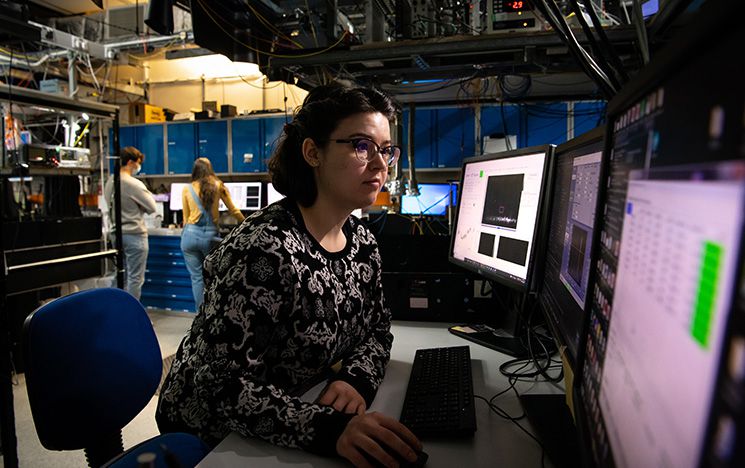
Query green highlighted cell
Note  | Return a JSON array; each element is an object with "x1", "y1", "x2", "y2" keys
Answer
[
  {"x1": 691, "y1": 241, "x2": 723, "y2": 348},
  {"x1": 480, "y1": 170, "x2": 484, "y2": 177}
]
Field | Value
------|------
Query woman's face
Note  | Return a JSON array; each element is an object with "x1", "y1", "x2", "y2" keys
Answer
[{"x1": 313, "y1": 112, "x2": 391, "y2": 212}]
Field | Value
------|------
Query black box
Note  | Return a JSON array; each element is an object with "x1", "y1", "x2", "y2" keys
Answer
[
  {"x1": 383, "y1": 272, "x2": 482, "y2": 322},
  {"x1": 194, "y1": 110, "x2": 215, "y2": 120},
  {"x1": 221, "y1": 104, "x2": 237, "y2": 117}
]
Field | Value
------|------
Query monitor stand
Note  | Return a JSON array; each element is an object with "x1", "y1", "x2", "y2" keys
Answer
[
  {"x1": 519, "y1": 394, "x2": 580, "y2": 468},
  {"x1": 448, "y1": 323, "x2": 529, "y2": 358}
]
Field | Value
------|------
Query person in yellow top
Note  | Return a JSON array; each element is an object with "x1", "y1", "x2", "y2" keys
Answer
[{"x1": 180, "y1": 157, "x2": 245, "y2": 308}]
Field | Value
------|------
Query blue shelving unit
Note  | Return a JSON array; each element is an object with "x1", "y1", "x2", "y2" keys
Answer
[{"x1": 141, "y1": 235, "x2": 196, "y2": 312}]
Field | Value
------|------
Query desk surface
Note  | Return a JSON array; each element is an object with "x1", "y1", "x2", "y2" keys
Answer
[{"x1": 197, "y1": 321, "x2": 564, "y2": 468}]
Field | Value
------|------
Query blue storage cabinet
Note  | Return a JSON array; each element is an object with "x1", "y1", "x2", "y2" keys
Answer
[
  {"x1": 524, "y1": 102, "x2": 569, "y2": 147},
  {"x1": 435, "y1": 107, "x2": 475, "y2": 167},
  {"x1": 231, "y1": 118, "x2": 263, "y2": 173},
  {"x1": 109, "y1": 124, "x2": 163, "y2": 175},
  {"x1": 263, "y1": 116, "x2": 286, "y2": 162},
  {"x1": 401, "y1": 108, "x2": 437, "y2": 169},
  {"x1": 197, "y1": 120, "x2": 229, "y2": 173},
  {"x1": 166, "y1": 122, "x2": 196, "y2": 174},
  {"x1": 141, "y1": 234, "x2": 196, "y2": 312},
  {"x1": 137, "y1": 124, "x2": 165, "y2": 175}
]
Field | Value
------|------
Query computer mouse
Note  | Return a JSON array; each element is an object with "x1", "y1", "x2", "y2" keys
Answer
[{"x1": 362, "y1": 446, "x2": 429, "y2": 468}]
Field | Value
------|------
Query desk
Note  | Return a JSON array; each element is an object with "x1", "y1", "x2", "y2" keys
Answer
[{"x1": 198, "y1": 321, "x2": 564, "y2": 467}]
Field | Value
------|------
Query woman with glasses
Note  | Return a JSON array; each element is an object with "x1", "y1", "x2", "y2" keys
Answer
[{"x1": 157, "y1": 82, "x2": 422, "y2": 467}]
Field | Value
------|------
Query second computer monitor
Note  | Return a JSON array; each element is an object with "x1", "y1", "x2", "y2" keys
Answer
[
  {"x1": 450, "y1": 145, "x2": 553, "y2": 290},
  {"x1": 400, "y1": 183, "x2": 457, "y2": 216},
  {"x1": 170, "y1": 182, "x2": 262, "y2": 211},
  {"x1": 219, "y1": 182, "x2": 262, "y2": 211},
  {"x1": 538, "y1": 127, "x2": 604, "y2": 367}
]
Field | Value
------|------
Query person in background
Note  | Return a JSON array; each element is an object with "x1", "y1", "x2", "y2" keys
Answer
[
  {"x1": 180, "y1": 157, "x2": 245, "y2": 308},
  {"x1": 156, "y1": 82, "x2": 423, "y2": 467},
  {"x1": 104, "y1": 146, "x2": 156, "y2": 300}
]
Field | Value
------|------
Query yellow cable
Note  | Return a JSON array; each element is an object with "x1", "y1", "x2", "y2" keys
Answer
[{"x1": 74, "y1": 121, "x2": 90, "y2": 147}]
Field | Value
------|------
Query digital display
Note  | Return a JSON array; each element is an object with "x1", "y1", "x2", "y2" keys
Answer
[
  {"x1": 450, "y1": 148, "x2": 550, "y2": 289},
  {"x1": 401, "y1": 183, "x2": 455, "y2": 216},
  {"x1": 506, "y1": 1, "x2": 526, "y2": 10}
]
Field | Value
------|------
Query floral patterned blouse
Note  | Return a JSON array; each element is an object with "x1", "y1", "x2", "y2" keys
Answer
[{"x1": 156, "y1": 198, "x2": 393, "y2": 455}]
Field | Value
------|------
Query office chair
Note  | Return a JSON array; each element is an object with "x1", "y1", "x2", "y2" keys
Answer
[{"x1": 23, "y1": 288, "x2": 209, "y2": 467}]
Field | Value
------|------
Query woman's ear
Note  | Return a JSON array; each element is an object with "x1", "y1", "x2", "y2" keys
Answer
[{"x1": 302, "y1": 137, "x2": 320, "y2": 167}]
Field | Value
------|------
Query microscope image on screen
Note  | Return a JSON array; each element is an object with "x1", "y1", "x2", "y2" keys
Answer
[
  {"x1": 567, "y1": 224, "x2": 589, "y2": 284},
  {"x1": 478, "y1": 232, "x2": 496, "y2": 257},
  {"x1": 481, "y1": 174, "x2": 524, "y2": 229}
]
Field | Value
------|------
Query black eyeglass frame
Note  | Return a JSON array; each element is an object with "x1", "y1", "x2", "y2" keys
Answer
[{"x1": 331, "y1": 138, "x2": 402, "y2": 167}]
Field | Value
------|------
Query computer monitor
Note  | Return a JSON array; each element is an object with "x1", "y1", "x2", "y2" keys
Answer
[
  {"x1": 538, "y1": 127, "x2": 604, "y2": 369},
  {"x1": 169, "y1": 182, "x2": 262, "y2": 211},
  {"x1": 575, "y1": 2, "x2": 745, "y2": 467},
  {"x1": 448, "y1": 145, "x2": 553, "y2": 356},
  {"x1": 220, "y1": 182, "x2": 262, "y2": 211},
  {"x1": 450, "y1": 145, "x2": 552, "y2": 290},
  {"x1": 169, "y1": 182, "x2": 189, "y2": 211},
  {"x1": 266, "y1": 182, "x2": 285, "y2": 205},
  {"x1": 400, "y1": 183, "x2": 456, "y2": 216}
]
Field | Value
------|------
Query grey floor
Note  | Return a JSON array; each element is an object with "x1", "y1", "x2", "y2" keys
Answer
[{"x1": 5, "y1": 309, "x2": 194, "y2": 468}]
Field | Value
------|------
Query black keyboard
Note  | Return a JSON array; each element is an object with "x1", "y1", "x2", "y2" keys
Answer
[{"x1": 399, "y1": 346, "x2": 477, "y2": 437}]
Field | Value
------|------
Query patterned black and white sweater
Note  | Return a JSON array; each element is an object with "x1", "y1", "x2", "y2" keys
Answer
[{"x1": 155, "y1": 198, "x2": 393, "y2": 455}]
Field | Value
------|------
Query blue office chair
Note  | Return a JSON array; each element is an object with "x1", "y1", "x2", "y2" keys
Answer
[{"x1": 23, "y1": 288, "x2": 209, "y2": 467}]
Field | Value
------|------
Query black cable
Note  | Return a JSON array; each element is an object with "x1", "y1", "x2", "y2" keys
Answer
[
  {"x1": 544, "y1": 0, "x2": 617, "y2": 96},
  {"x1": 631, "y1": 0, "x2": 650, "y2": 64},
  {"x1": 525, "y1": 300, "x2": 563, "y2": 383},
  {"x1": 567, "y1": 0, "x2": 622, "y2": 90},
  {"x1": 534, "y1": 0, "x2": 617, "y2": 98},
  {"x1": 584, "y1": 0, "x2": 630, "y2": 82}
]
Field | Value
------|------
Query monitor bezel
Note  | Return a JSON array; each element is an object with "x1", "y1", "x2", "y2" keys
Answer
[
  {"x1": 448, "y1": 144, "x2": 554, "y2": 292},
  {"x1": 537, "y1": 126, "x2": 606, "y2": 373}
]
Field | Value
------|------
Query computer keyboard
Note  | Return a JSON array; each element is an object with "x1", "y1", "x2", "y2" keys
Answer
[{"x1": 399, "y1": 345, "x2": 477, "y2": 437}]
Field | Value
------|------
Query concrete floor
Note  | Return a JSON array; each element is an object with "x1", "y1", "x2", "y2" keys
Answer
[{"x1": 4, "y1": 309, "x2": 194, "y2": 467}]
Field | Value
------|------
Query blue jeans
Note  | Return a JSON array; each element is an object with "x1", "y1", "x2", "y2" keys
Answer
[
  {"x1": 122, "y1": 233, "x2": 148, "y2": 300},
  {"x1": 181, "y1": 223, "x2": 220, "y2": 309}
]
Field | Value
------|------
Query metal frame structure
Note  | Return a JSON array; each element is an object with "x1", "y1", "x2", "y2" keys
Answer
[{"x1": 0, "y1": 85, "x2": 121, "y2": 468}]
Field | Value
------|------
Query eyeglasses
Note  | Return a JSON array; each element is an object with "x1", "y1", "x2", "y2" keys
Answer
[{"x1": 332, "y1": 138, "x2": 402, "y2": 167}]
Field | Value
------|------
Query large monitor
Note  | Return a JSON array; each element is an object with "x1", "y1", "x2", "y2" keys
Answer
[
  {"x1": 538, "y1": 127, "x2": 604, "y2": 369},
  {"x1": 400, "y1": 183, "x2": 456, "y2": 216},
  {"x1": 450, "y1": 146, "x2": 552, "y2": 290},
  {"x1": 448, "y1": 145, "x2": 553, "y2": 356},
  {"x1": 169, "y1": 182, "x2": 262, "y2": 211},
  {"x1": 220, "y1": 182, "x2": 262, "y2": 211},
  {"x1": 575, "y1": 2, "x2": 745, "y2": 467}
]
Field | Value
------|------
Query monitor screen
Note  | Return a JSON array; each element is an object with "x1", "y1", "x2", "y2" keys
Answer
[
  {"x1": 169, "y1": 182, "x2": 262, "y2": 211},
  {"x1": 577, "y1": 4, "x2": 745, "y2": 467},
  {"x1": 450, "y1": 146, "x2": 552, "y2": 290},
  {"x1": 169, "y1": 182, "x2": 189, "y2": 211},
  {"x1": 538, "y1": 127, "x2": 604, "y2": 367},
  {"x1": 266, "y1": 182, "x2": 285, "y2": 205},
  {"x1": 400, "y1": 183, "x2": 455, "y2": 216},
  {"x1": 220, "y1": 182, "x2": 262, "y2": 211}
]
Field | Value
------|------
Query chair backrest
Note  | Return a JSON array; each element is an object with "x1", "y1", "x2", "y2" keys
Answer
[{"x1": 23, "y1": 288, "x2": 162, "y2": 450}]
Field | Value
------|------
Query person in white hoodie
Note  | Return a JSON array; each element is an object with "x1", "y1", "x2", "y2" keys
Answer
[{"x1": 105, "y1": 146, "x2": 156, "y2": 300}]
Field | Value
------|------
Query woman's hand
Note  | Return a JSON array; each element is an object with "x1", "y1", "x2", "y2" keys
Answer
[
  {"x1": 317, "y1": 380, "x2": 366, "y2": 415},
  {"x1": 336, "y1": 412, "x2": 422, "y2": 468}
]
